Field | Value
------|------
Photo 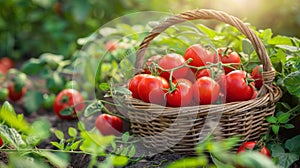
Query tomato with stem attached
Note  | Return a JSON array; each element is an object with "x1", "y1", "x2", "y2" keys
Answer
[
  {"x1": 218, "y1": 48, "x2": 241, "y2": 74},
  {"x1": 53, "y1": 89, "x2": 85, "y2": 120},
  {"x1": 225, "y1": 70, "x2": 255, "y2": 103},
  {"x1": 158, "y1": 53, "x2": 188, "y2": 80},
  {"x1": 143, "y1": 55, "x2": 162, "y2": 74},
  {"x1": 237, "y1": 141, "x2": 271, "y2": 158},
  {"x1": 8, "y1": 83, "x2": 26, "y2": 101},
  {"x1": 184, "y1": 44, "x2": 215, "y2": 71},
  {"x1": 193, "y1": 76, "x2": 220, "y2": 105},
  {"x1": 166, "y1": 78, "x2": 193, "y2": 107},
  {"x1": 138, "y1": 75, "x2": 169, "y2": 105},
  {"x1": 95, "y1": 114, "x2": 123, "y2": 136}
]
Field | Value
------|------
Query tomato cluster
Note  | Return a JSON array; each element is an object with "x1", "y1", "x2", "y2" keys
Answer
[{"x1": 129, "y1": 44, "x2": 264, "y2": 107}]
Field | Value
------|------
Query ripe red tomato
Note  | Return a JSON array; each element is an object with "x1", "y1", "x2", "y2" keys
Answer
[
  {"x1": 166, "y1": 78, "x2": 193, "y2": 107},
  {"x1": 193, "y1": 77, "x2": 220, "y2": 105},
  {"x1": 128, "y1": 74, "x2": 150, "y2": 99},
  {"x1": 237, "y1": 141, "x2": 271, "y2": 158},
  {"x1": 225, "y1": 70, "x2": 255, "y2": 103},
  {"x1": 184, "y1": 69, "x2": 197, "y2": 83},
  {"x1": 53, "y1": 89, "x2": 85, "y2": 120},
  {"x1": 8, "y1": 84, "x2": 26, "y2": 101},
  {"x1": 0, "y1": 57, "x2": 14, "y2": 69},
  {"x1": 184, "y1": 44, "x2": 215, "y2": 69},
  {"x1": 143, "y1": 55, "x2": 162, "y2": 74},
  {"x1": 0, "y1": 64, "x2": 7, "y2": 75},
  {"x1": 95, "y1": 114, "x2": 123, "y2": 136},
  {"x1": 251, "y1": 65, "x2": 263, "y2": 89},
  {"x1": 195, "y1": 69, "x2": 211, "y2": 79},
  {"x1": 0, "y1": 137, "x2": 3, "y2": 147},
  {"x1": 158, "y1": 53, "x2": 188, "y2": 80},
  {"x1": 104, "y1": 41, "x2": 118, "y2": 51},
  {"x1": 137, "y1": 75, "x2": 169, "y2": 105},
  {"x1": 218, "y1": 48, "x2": 241, "y2": 74}
]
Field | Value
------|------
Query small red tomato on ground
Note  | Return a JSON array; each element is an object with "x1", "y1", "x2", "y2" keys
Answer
[
  {"x1": 53, "y1": 89, "x2": 85, "y2": 120},
  {"x1": 166, "y1": 78, "x2": 193, "y2": 107},
  {"x1": 251, "y1": 65, "x2": 263, "y2": 89},
  {"x1": 237, "y1": 141, "x2": 271, "y2": 158},
  {"x1": 158, "y1": 53, "x2": 188, "y2": 80},
  {"x1": 8, "y1": 84, "x2": 26, "y2": 101},
  {"x1": 143, "y1": 55, "x2": 162, "y2": 74},
  {"x1": 225, "y1": 70, "x2": 255, "y2": 103},
  {"x1": 193, "y1": 76, "x2": 220, "y2": 105},
  {"x1": 105, "y1": 41, "x2": 118, "y2": 51},
  {"x1": 218, "y1": 48, "x2": 241, "y2": 74},
  {"x1": 0, "y1": 57, "x2": 14, "y2": 69},
  {"x1": 137, "y1": 75, "x2": 169, "y2": 106},
  {"x1": 184, "y1": 44, "x2": 215, "y2": 69},
  {"x1": 0, "y1": 137, "x2": 3, "y2": 147},
  {"x1": 128, "y1": 74, "x2": 150, "y2": 99},
  {"x1": 95, "y1": 114, "x2": 123, "y2": 136}
]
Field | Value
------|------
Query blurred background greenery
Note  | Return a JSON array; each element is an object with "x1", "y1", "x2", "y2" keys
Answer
[{"x1": 1, "y1": 0, "x2": 299, "y2": 60}]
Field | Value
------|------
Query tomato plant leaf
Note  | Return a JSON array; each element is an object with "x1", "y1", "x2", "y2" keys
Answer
[
  {"x1": 21, "y1": 59, "x2": 44, "y2": 75},
  {"x1": 24, "y1": 91, "x2": 44, "y2": 113},
  {"x1": 276, "y1": 45, "x2": 300, "y2": 53},
  {"x1": 283, "y1": 124, "x2": 295, "y2": 129},
  {"x1": 271, "y1": 143, "x2": 299, "y2": 168},
  {"x1": 111, "y1": 155, "x2": 129, "y2": 167},
  {"x1": 272, "y1": 125, "x2": 280, "y2": 135},
  {"x1": 0, "y1": 125, "x2": 26, "y2": 149},
  {"x1": 166, "y1": 157, "x2": 207, "y2": 168},
  {"x1": 37, "y1": 151, "x2": 69, "y2": 168},
  {"x1": 265, "y1": 116, "x2": 277, "y2": 123},
  {"x1": 28, "y1": 119, "x2": 51, "y2": 145},
  {"x1": 237, "y1": 151, "x2": 277, "y2": 168},
  {"x1": 68, "y1": 127, "x2": 77, "y2": 138},
  {"x1": 242, "y1": 38, "x2": 254, "y2": 55},
  {"x1": 285, "y1": 135, "x2": 300, "y2": 155},
  {"x1": 268, "y1": 35, "x2": 292, "y2": 45},
  {"x1": 121, "y1": 132, "x2": 130, "y2": 143},
  {"x1": 99, "y1": 82, "x2": 110, "y2": 91},
  {"x1": 54, "y1": 130, "x2": 65, "y2": 140},
  {"x1": 283, "y1": 70, "x2": 300, "y2": 98},
  {"x1": 128, "y1": 145, "x2": 136, "y2": 158},
  {"x1": 277, "y1": 112, "x2": 291, "y2": 124}
]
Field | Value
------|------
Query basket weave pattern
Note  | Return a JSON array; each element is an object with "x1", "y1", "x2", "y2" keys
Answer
[{"x1": 124, "y1": 9, "x2": 282, "y2": 154}]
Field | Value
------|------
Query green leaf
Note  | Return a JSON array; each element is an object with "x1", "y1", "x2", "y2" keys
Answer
[
  {"x1": 237, "y1": 151, "x2": 277, "y2": 168},
  {"x1": 265, "y1": 116, "x2": 278, "y2": 123},
  {"x1": 0, "y1": 101, "x2": 30, "y2": 133},
  {"x1": 38, "y1": 151, "x2": 69, "y2": 168},
  {"x1": 277, "y1": 112, "x2": 291, "y2": 123},
  {"x1": 271, "y1": 143, "x2": 299, "y2": 168},
  {"x1": 285, "y1": 135, "x2": 300, "y2": 155},
  {"x1": 113, "y1": 86, "x2": 132, "y2": 95},
  {"x1": 69, "y1": 140, "x2": 82, "y2": 150},
  {"x1": 68, "y1": 127, "x2": 77, "y2": 138},
  {"x1": 166, "y1": 157, "x2": 207, "y2": 168},
  {"x1": 283, "y1": 71, "x2": 300, "y2": 98},
  {"x1": 268, "y1": 35, "x2": 292, "y2": 45},
  {"x1": 54, "y1": 130, "x2": 64, "y2": 140},
  {"x1": 51, "y1": 141, "x2": 64, "y2": 150},
  {"x1": 128, "y1": 145, "x2": 136, "y2": 158},
  {"x1": 122, "y1": 132, "x2": 130, "y2": 143},
  {"x1": 40, "y1": 53, "x2": 63, "y2": 69},
  {"x1": 276, "y1": 45, "x2": 300, "y2": 52},
  {"x1": 28, "y1": 119, "x2": 51, "y2": 145},
  {"x1": 111, "y1": 155, "x2": 129, "y2": 167},
  {"x1": 196, "y1": 24, "x2": 217, "y2": 38},
  {"x1": 21, "y1": 59, "x2": 44, "y2": 75},
  {"x1": 99, "y1": 82, "x2": 110, "y2": 91},
  {"x1": 259, "y1": 28, "x2": 273, "y2": 41},
  {"x1": 272, "y1": 125, "x2": 280, "y2": 135},
  {"x1": 9, "y1": 154, "x2": 49, "y2": 168},
  {"x1": 46, "y1": 72, "x2": 65, "y2": 94},
  {"x1": 24, "y1": 91, "x2": 44, "y2": 113},
  {"x1": 0, "y1": 125, "x2": 26, "y2": 149},
  {"x1": 283, "y1": 124, "x2": 295, "y2": 129},
  {"x1": 242, "y1": 38, "x2": 254, "y2": 55}
]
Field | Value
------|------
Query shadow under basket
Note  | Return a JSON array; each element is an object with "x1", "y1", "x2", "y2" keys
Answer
[{"x1": 123, "y1": 9, "x2": 282, "y2": 154}]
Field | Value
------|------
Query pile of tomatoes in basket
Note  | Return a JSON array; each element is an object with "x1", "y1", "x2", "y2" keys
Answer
[{"x1": 128, "y1": 44, "x2": 263, "y2": 107}]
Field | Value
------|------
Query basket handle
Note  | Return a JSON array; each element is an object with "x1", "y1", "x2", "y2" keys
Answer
[{"x1": 135, "y1": 9, "x2": 275, "y2": 89}]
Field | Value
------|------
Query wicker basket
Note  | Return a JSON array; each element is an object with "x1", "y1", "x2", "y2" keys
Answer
[{"x1": 123, "y1": 9, "x2": 282, "y2": 154}]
